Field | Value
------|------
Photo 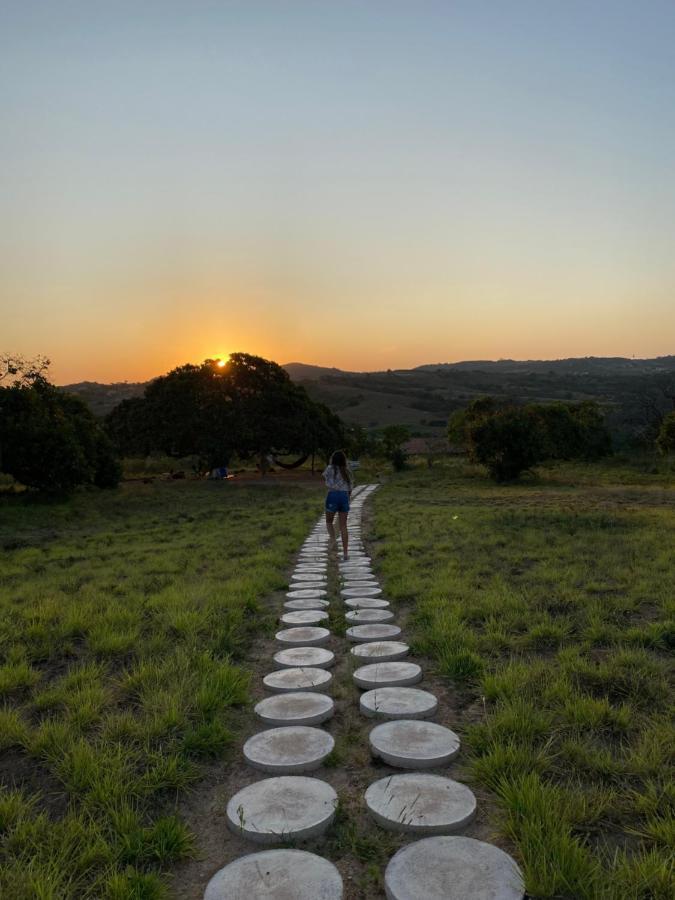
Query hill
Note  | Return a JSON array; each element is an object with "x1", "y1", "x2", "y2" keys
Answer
[{"x1": 62, "y1": 356, "x2": 675, "y2": 443}]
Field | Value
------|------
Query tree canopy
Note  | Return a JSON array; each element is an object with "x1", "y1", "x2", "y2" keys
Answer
[
  {"x1": 0, "y1": 375, "x2": 121, "y2": 492},
  {"x1": 105, "y1": 353, "x2": 346, "y2": 466}
]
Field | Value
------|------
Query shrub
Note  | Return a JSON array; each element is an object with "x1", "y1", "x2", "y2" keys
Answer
[
  {"x1": 468, "y1": 406, "x2": 545, "y2": 481},
  {"x1": 0, "y1": 380, "x2": 121, "y2": 492},
  {"x1": 656, "y1": 411, "x2": 675, "y2": 455}
]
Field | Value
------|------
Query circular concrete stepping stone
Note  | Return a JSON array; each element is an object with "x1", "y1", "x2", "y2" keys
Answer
[
  {"x1": 353, "y1": 661, "x2": 422, "y2": 689},
  {"x1": 365, "y1": 773, "x2": 476, "y2": 834},
  {"x1": 226, "y1": 776, "x2": 338, "y2": 844},
  {"x1": 291, "y1": 573, "x2": 327, "y2": 583},
  {"x1": 243, "y1": 726, "x2": 334, "y2": 773},
  {"x1": 369, "y1": 720, "x2": 460, "y2": 768},
  {"x1": 285, "y1": 599, "x2": 330, "y2": 611},
  {"x1": 276, "y1": 626, "x2": 331, "y2": 647},
  {"x1": 294, "y1": 566, "x2": 327, "y2": 574},
  {"x1": 255, "y1": 692, "x2": 335, "y2": 727},
  {"x1": 286, "y1": 588, "x2": 328, "y2": 599},
  {"x1": 346, "y1": 609, "x2": 394, "y2": 624},
  {"x1": 347, "y1": 623, "x2": 402, "y2": 642},
  {"x1": 345, "y1": 597, "x2": 389, "y2": 609},
  {"x1": 263, "y1": 667, "x2": 332, "y2": 693},
  {"x1": 204, "y1": 848, "x2": 343, "y2": 900},
  {"x1": 360, "y1": 687, "x2": 438, "y2": 720},
  {"x1": 280, "y1": 610, "x2": 329, "y2": 626},
  {"x1": 342, "y1": 586, "x2": 382, "y2": 598},
  {"x1": 351, "y1": 641, "x2": 409, "y2": 662},
  {"x1": 342, "y1": 576, "x2": 377, "y2": 585},
  {"x1": 383, "y1": 836, "x2": 524, "y2": 900},
  {"x1": 274, "y1": 646, "x2": 335, "y2": 669}
]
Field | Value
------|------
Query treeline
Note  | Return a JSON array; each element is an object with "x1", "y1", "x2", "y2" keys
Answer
[{"x1": 0, "y1": 353, "x2": 346, "y2": 493}]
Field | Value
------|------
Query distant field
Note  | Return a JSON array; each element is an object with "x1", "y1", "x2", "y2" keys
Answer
[
  {"x1": 372, "y1": 457, "x2": 674, "y2": 899},
  {"x1": 0, "y1": 481, "x2": 319, "y2": 898}
]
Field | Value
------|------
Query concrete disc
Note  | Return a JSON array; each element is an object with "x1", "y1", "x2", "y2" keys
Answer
[
  {"x1": 347, "y1": 624, "x2": 402, "y2": 642},
  {"x1": 344, "y1": 597, "x2": 389, "y2": 609},
  {"x1": 263, "y1": 667, "x2": 332, "y2": 693},
  {"x1": 365, "y1": 773, "x2": 476, "y2": 834},
  {"x1": 353, "y1": 662, "x2": 422, "y2": 690},
  {"x1": 351, "y1": 641, "x2": 409, "y2": 662},
  {"x1": 243, "y1": 726, "x2": 334, "y2": 773},
  {"x1": 275, "y1": 627, "x2": 331, "y2": 647},
  {"x1": 280, "y1": 610, "x2": 329, "y2": 626},
  {"x1": 383, "y1": 836, "x2": 524, "y2": 900},
  {"x1": 291, "y1": 573, "x2": 327, "y2": 583},
  {"x1": 286, "y1": 588, "x2": 328, "y2": 599},
  {"x1": 346, "y1": 609, "x2": 394, "y2": 624},
  {"x1": 284, "y1": 599, "x2": 330, "y2": 610},
  {"x1": 342, "y1": 573, "x2": 376, "y2": 581},
  {"x1": 226, "y1": 776, "x2": 338, "y2": 844},
  {"x1": 360, "y1": 687, "x2": 438, "y2": 720},
  {"x1": 294, "y1": 566, "x2": 328, "y2": 574},
  {"x1": 342, "y1": 586, "x2": 382, "y2": 598},
  {"x1": 204, "y1": 849, "x2": 343, "y2": 900},
  {"x1": 274, "y1": 646, "x2": 335, "y2": 669},
  {"x1": 369, "y1": 720, "x2": 460, "y2": 768},
  {"x1": 254, "y1": 693, "x2": 335, "y2": 727}
]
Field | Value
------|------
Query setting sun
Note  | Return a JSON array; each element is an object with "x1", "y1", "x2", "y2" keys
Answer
[{"x1": 215, "y1": 357, "x2": 229, "y2": 368}]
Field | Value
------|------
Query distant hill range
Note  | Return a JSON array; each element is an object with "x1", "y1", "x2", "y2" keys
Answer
[{"x1": 64, "y1": 355, "x2": 675, "y2": 442}]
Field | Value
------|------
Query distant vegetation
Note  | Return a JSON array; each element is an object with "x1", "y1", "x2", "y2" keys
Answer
[
  {"x1": 450, "y1": 398, "x2": 612, "y2": 481},
  {"x1": 65, "y1": 355, "x2": 675, "y2": 448}
]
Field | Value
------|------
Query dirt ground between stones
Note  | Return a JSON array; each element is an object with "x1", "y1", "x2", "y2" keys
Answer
[{"x1": 169, "y1": 496, "x2": 511, "y2": 900}]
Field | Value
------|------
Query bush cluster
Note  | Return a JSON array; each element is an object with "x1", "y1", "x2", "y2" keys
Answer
[
  {"x1": 451, "y1": 398, "x2": 612, "y2": 481},
  {"x1": 0, "y1": 379, "x2": 121, "y2": 493}
]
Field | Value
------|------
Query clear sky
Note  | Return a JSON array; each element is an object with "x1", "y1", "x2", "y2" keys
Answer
[{"x1": 2, "y1": 1, "x2": 674, "y2": 384}]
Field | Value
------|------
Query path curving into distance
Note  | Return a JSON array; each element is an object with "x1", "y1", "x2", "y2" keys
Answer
[{"x1": 203, "y1": 483, "x2": 524, "y2": 899}]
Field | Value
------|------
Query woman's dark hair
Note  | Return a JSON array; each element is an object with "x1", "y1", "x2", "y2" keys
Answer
[{"x1": 331, "y1": 450, "x2": 352, "y2": 487}]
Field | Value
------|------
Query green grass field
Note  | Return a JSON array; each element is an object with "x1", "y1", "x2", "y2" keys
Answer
[
  {"x1": 0, "y1": 480, "x2": 319, "y2": 898},
  {"x1": 372, "y1": 458, "x2": 674, "y2": 899}
]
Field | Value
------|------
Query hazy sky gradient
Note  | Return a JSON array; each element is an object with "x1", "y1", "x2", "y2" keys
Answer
[{"x1": 2, "y1": 1, "x2": 674, "y2": 383}]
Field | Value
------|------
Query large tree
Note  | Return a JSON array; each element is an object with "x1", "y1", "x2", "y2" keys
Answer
[{"x1": 106, "y1": 353, "x2": 345, "y2": 467}]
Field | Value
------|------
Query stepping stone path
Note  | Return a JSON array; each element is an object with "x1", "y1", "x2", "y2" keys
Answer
[{"x1": 205, "y1": 483, "x2": 524, "y2": 899}]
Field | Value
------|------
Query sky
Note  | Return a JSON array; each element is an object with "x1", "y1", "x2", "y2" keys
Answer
[{"x1": 2, "y1": 1, "x2": 674, "y2": 384}]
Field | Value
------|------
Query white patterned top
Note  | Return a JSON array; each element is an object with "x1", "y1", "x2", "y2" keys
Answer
[{"x1": 323, "y1": 465, "x2": 352, "y2": 492}]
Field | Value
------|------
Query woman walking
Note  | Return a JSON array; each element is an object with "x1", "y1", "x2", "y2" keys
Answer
[{"x1": 323, "y1": 450, "x2": 353, "y2": 559}]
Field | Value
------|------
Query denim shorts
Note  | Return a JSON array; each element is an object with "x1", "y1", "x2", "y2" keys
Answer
[{"x1": 326, "y1": 490, "x2": 350, "y2": 513}]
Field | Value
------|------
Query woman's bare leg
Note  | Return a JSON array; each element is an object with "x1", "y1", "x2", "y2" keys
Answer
[
  {"x1": 338, "y1": 511, "x2": 349, "y2": 559},
  {"x1": 325, "y1": 511, "x2": 337, "y2": 545}
]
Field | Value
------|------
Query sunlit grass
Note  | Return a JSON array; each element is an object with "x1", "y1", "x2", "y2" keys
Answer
[
  {"x1": 373, "y1": 457, "x2": 675, "y2": 898},
  {"x1": 0, "y1": 479, "x2": 319, "y2": 897}
]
